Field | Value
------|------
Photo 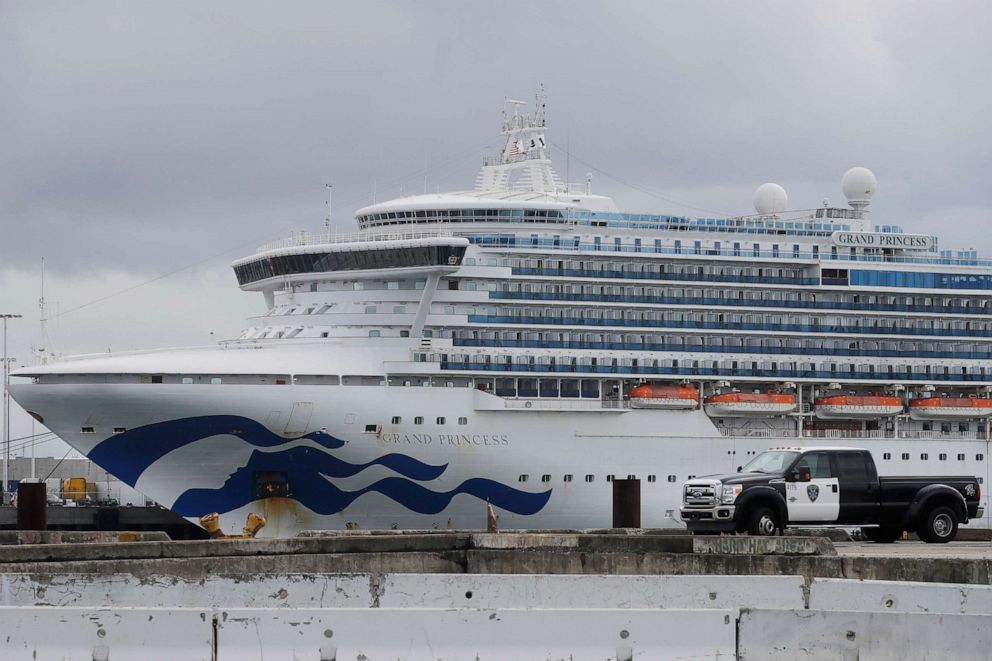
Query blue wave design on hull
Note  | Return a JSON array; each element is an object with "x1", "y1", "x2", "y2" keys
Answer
[
  {"x1": 88, "y1": 415, "x2": 444, "y2": 486},
  {"x1": 85, "y1": 415, "x2": 552, "y2": 518},
  {"x1": 171, "y1": 446, "x2": 552, "y2": 517}
]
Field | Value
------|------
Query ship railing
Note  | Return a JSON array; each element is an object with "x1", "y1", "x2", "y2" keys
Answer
[
  {"x1": 720, "y1": 428, "x2": 985, "y2": 441},
  {"x1": 499, "y1": 398, "x2": 628, "y2": 410},
  {"x1": 255, "y1": 229, "x2": 454, "y2": 253}
]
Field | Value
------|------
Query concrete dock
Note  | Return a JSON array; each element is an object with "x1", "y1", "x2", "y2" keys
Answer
[{"x1": 0, "y1": 531, "x2": 989, "y2": 659}]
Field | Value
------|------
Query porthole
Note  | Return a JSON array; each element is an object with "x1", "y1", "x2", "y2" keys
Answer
[
  {"x1": 563, "y1": 474, "x2": 573, "y2": 483},
  {"x1": 584, "y1": 475, "x2": 594, "y2": 483},
  {"x1": 939, "y1": 453, "x2": 947, "y2": 461},
  {"x1": 80, "y1": 426, "x2": 95, "y2": 434},
  {"x1": 667, "y1": 475, "x2": 677, "y2": 483},
  {"x1": 606, "y1": 474, "x2": 615, "y2": 482},
  {"x1": 901, "y1": 453, "x2": 909, "y2": 460},
  {"x1": 958, "y1": 453, "x2": 966, "y2": 461},
  {"x1": 627, "y1": 474, "x2": 636, "y2": 480},
  {"x1": 436, "y1": 417, "x2": 446, "y2": 425},
  {"x1": 113, "y1": 427, "x2": 126, "y2": 434},
  {"x1": 391, "y1": 416, "x2": 401, "y2": 424},
  {"x1": 364, "y1": 424, "x2": 378, "y2": 433},
  {"x1": 978, "y1": 454, "x2": 985, "y2": 461},
  {"x1": 920, "y1": 453, "x2": 928, "y2": 460},
  {"x1": 518, "y1": 474, "x2": 528, "y2": 483},
  {"x1": 647, "y1": 475, "x2": 657, "y2": 483},
  {"x1": 541, "y1": 474, "x2": 551, "y2": 483},
  {"x1": 414, "y1": 417, "x2": 424, "y2": 425},
  {"x1": 458, "y1": 417, "x2": 468, "y2": 425},
  {"x1": 882, "y1": 453, "x2": 891, "y2": 460}
]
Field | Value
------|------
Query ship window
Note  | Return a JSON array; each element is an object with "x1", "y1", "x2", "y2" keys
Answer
[
  {"x1": 321, "y1": 332, "x2": 329, "y2": 338},
  {"x1": 585, "y1": 475, "x2": 594, "y2": 482},
  {"x1": 518, "y1": 474, "x2": 528, "y2": 483},
  {"x1": 387, "y1": 281, "x2": 399, "y2": 290},
  {"x1": 647, "y1": 475, "x2": 656, "y2": 483},
  {"x1": 458, "y1": 417, "x2": 468, "y2": 425},
  {"x1": 436, "y1": 417, "x2": 446, "y2": 425},
  {"x1": 920, "y1": 453, "x2": 928, "y2": 460},
  {"x1": 883, "y1": 453, "x2": 891, "y2": 460},
  {"x1": 414, "y1": 416, "x2": 424, "y2": 425},
  {"x1": 564, "y1": 474, "x2": 573, "y2": 482},
  {"x1": 391, "y1": 416, "x2": 401, "y2": 424},
  {"x1": 80, "y1": 426, "x2": 95, "y2": 434},
  {"x1": 182, "y1": 377, "x2": 194, "y2": 384},
  {"x1": 368, "y1": 330, "x2": 380, "y2": 337},
  {"x1": 939, "y1": 453, "x2": 947, "y2": 461},
  {"x1": 978, "y1": 454, "x2": 985, "y2": 461},
  {"x1": 364, "y1": 424, "x2": 378, "y2": 433},
  {"x1": 113, "y1": 427, "x2": 126, "y2": 434},
  {"x1": 901, "y1": 453, "x2": 910, "y2": 460},
  {"x1": 667, "y1": 475, "x2": 677, "y2": 483},
  {"x1": 210, "y1": 377, "x2": 222, "y2": 384},
  {"x1": 606, "y1": 474, "x2": 615, "y2": 482},
  {"x1": 365, "y1": 306, "x2": 376, "y2": 313},
  {"x1": 958, "y1": 453, "x2": 966, "y2": 460},
  {"x1": 541, "y1": 474, "x2": 551, "y2": 483},
  {"x1": 151, "y1": 375, "x2": 163, "y2": 384}
]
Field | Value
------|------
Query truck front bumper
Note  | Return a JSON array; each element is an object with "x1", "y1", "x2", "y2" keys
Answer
[{"x1": 680, "y1": 505, "x2": 737, "y2": 533}]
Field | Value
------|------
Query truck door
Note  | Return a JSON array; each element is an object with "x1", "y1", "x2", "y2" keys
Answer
[
  {"x1": 832, "y1": 450, "x2": 878, "y2": 524},
  {"x1": 785, "y1": 451, "x2": 840, "y2": 523}
]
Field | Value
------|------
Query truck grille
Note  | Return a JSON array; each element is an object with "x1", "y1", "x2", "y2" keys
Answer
[{"x1": 683, "y1": 484, "x2": 717, "y2": 508}]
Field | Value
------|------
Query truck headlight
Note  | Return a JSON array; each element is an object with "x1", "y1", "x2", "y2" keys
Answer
[{"x1": 721, "y1": 485, "x2": 742, "y2": 504}]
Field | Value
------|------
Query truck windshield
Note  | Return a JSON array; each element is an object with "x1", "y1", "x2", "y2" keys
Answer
[{"x1": 741, "y1": 451, "x2": 800, "y2": 474}]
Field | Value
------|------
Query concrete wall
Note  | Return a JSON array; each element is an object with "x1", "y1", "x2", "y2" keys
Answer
[
  {"x1": 0, "y1": 606, "x2": 737, "y2": 661},
  {"x1": 738, "y1": 609, "x2": 992, "y2": 661}
]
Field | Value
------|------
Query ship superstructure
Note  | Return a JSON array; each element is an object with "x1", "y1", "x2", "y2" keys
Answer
[{"x1": 10, "y1": 92, "x2": 991, "y2": 535}]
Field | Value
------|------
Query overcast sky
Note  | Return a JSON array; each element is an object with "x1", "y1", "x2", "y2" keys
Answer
[{"x1": 2, "y1": 0, "x2": 992, "y2": 456}]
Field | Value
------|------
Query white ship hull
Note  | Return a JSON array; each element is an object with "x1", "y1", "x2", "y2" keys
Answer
[{"x1": 12, "y1": 365, "x2": 991, "y2": 537}]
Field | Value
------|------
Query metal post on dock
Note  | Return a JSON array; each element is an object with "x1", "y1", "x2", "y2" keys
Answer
[{"x1": 1, "y1": 313, "x2": 22, "y2": 506}]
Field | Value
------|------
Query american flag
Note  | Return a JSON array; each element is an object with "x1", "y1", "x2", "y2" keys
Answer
[{"x1": 509, "y1": 141, "x2": 520, "y2": 156}]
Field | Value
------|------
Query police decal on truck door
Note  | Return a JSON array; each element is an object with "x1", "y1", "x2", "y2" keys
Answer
[{"x1": 786, "y1": 451, "x2": 840, "y2": 522}]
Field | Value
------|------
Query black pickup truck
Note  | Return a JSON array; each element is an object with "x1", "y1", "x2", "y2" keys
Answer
[{"x1": 680, "y1": 446, "x2": 984, "y2": 542}]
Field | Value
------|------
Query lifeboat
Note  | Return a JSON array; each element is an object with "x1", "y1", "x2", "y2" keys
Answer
[
  {"x1": 703, "y1": 392, "x2": 797, "y2": 417},
  {"x1": 814, "y1": 395, "x2": 903, "y2": 419},
  {"x1": 909, "y1": 396, "x2": 992, "y2": 420},
  {"x1": 629, "y1": 384, "x2": 699, "y2": 410}
]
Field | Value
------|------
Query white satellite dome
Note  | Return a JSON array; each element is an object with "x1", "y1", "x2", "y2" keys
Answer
[
  {"x1": 841, "y1": 167, "x2": 877, "y2": 205},
  {"x1": 753, "y1": 183, "x2": 788, "y2": 215}
]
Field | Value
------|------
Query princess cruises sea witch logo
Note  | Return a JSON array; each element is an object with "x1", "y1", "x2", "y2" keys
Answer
[{"x1": 86, "y1": 415, "x2": 551, "y2": 517}]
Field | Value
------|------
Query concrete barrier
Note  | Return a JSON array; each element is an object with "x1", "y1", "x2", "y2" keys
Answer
[
  {"x1": 214, "y1": 607, "x2": 736, "y2": 661},
  {"x1": 0, "y1": 573, "x2": 372, "y2": 609},
  {"x1": 0, "y1": 606, "x2": 736, "y2": 660},
  {"x1": 693, "y1": 535, "x2": 835, "y2": 556},
  {"x1": 0, "y1": 606, "x2": 212, "y2": 660},
  {"x1": 378, "y1": 573, "x2": 807, "y2": 610},
  {"x1": 810, "y1": 577, "x2": 992, "y2": 615},
  {"x1": 738, "y1": 608, "x2": 992, "y2": 660}
]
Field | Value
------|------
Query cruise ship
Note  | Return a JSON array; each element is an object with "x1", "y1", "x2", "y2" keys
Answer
[{"x1": 10, "y1": 92, "x2": 991, "y2": 536}]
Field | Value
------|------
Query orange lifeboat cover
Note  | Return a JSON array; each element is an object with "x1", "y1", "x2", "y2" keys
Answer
[
  {"x1": 910, "y1": 397, "x2": 992, "y2": 409},
  {"x1": 704, "y1": 392, "x2": 796, "y2": 405},
  {"x1": 630, "y1": 384, "x2": 699, "y2": 401}
]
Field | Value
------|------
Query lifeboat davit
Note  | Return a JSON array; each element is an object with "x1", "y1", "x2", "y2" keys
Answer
[
  {"x1": 629, "y1": 384, "x2": 699, "y2": 410},
  {"x1": 909, "y1": 397, "x2": 992, "y2": 420},
  {"x1": 703, "y1": 392, "x2": 797, "y2": 417},
  {"x1": 814, "y1": 395, "x2": 903, "y2": 419}
]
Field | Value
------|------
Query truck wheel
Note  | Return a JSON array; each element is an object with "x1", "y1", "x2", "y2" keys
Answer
[
  {"x1": 746, "y1": 506, "x2": 780, "y2": 536},
  {"x1": 919, "y1": 505, "x2": 958, "y2": 544},
  {"x1": 862, "y1": 526, "x2": 902, "y2": 543}
]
